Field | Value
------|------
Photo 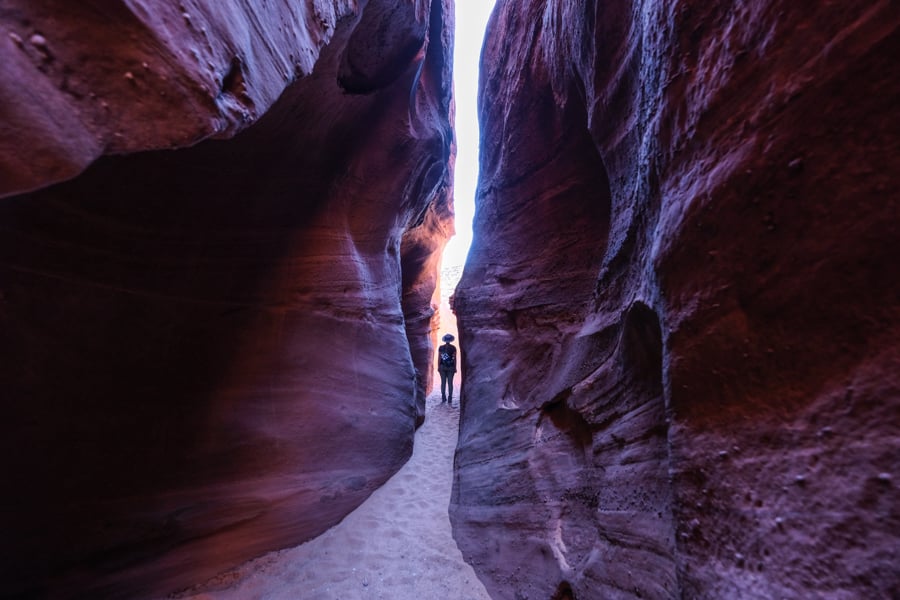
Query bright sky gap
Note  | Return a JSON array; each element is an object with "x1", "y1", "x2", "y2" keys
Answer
[{"x1": 443, "y1": 1, "x2": 496, "y2": 268}]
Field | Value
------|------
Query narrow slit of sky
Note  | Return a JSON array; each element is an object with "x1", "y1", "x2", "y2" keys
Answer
[{"x1": 442, "y1": 0, "x2": 496, "y2": 268}]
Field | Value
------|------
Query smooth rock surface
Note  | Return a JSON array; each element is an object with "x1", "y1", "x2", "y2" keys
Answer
[
  {"x1": 0, "y1": 1, "x2": 454, "y2": 598},
  {"x1": 452, "y1": 1, "x2": 900, "y2": 598}
]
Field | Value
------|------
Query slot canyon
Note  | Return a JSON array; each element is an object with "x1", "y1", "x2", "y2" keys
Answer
[{"x1": 1, "y1": 1, "x2": 898, "y2": 599}]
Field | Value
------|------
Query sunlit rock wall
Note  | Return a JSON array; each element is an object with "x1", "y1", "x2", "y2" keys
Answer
[
  {"x1": 402, "y1": 179, "x2": 456, "y2": 426},
  {"x1": 452, "y1": 1, "x2": 899, "y2": 598},
  {"x1": 0, "y1": 0, "x2": 454, "y2": 598}
]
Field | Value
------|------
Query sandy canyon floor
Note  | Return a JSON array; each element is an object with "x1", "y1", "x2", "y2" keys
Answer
[{"x1": 168, "y1": 388, "x2": 490, "y2": 600}]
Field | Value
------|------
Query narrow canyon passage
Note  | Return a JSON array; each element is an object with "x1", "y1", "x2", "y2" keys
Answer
[
  {"x1": 2, "y1": 1, "x2": 898, "y2": 598},
  {"x1": 167, "y1": 387, "x2": 489, "y2": 600}
]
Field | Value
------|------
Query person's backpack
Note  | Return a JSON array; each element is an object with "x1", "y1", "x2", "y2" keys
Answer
[{"x1": 440, "y1": 347, "x2": 454, "y2": 367}]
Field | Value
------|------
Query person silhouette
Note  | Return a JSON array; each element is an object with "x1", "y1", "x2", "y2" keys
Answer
[{"x1": 437, "y1": 333, "x2": 458, "y2": 406}]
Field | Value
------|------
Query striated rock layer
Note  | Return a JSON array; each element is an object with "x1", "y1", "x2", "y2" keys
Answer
[
  {"x1": 0, "y1": 1, "x2": 454, "y2": 598},
  {"x1": 452, "y1": 1, "x2": 899, "y2": 598}
]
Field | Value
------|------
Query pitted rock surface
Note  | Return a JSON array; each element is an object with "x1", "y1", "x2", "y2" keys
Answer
[{"x1": 452, "y1": 1, "x2": 900, "y2": 598}]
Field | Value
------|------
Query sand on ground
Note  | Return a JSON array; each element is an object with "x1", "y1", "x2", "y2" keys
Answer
[{"x1": 169, "y1": 385, "x2": 489, "y2": 600}]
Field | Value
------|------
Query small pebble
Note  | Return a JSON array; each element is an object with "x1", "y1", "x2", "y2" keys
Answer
[
  {"x1": 29, "y1": 33, "x2": 47, "y2": 48},
  {"x1": 124, "y1": 71, "x2": 135, "y2": 81},
  {"x1": 8, "y1": 32, "x2": 23, "y2": 46}
]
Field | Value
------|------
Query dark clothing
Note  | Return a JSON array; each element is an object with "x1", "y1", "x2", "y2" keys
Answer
[
  {"x1": 439, "y1": 369, "x2": 454, "y2": 403},
  {"x1": 437, "y1": 342, "x2": 457, "y2": 403},
  {"x1": 437, "y1": 343, "x2": 457, "y2": 373}
]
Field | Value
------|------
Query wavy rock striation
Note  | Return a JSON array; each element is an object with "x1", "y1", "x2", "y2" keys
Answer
[
  {"x1": 0, "y1": 1, "x2": 453, "y2": 598},
  {"x1": 452, "y1": 1, "x2": 899, "y2": 598}
]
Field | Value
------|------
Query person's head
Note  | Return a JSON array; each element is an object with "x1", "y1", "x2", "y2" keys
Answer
[{"x1": 442, "y1": 333, "x2": 455, "y2": 343}]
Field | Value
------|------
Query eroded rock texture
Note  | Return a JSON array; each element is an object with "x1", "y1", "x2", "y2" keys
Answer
[
  {"x1": 452, "y1": 1, "x2": 899, "y2": 598},
  {"x1": 0, "y1": 1, "x2": 453, "y2": 598}
]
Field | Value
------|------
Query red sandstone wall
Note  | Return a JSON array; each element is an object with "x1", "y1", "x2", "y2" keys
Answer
[
  {"x1": 452, "y1": 1, "x2": 899, "y2": 598},
  {"x1": 0, "y1": 1, "x2": 454, "y2": 598}
]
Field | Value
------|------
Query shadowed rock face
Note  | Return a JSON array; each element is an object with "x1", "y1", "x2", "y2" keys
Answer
[
  {"x1": 452, "y1": 1, "x2": 900, "y2": 598},
  {"x1": 0, "y1": 1, "x2": 453, "y2": 598}
]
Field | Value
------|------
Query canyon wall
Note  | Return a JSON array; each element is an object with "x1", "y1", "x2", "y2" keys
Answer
[
  {"x1": 452, "y1": 1, "x2": 899, "y2": 599},
  {"x1": 0, "y1": 1, "x2": 453, "y2": 598}
]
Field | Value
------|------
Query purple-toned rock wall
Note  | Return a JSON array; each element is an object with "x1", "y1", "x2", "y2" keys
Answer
[
  {"x1": 452, "y1": 1, "x2": 899, "y2": 598},
  {"x1": 0, "y1": 1, "x2": 454, "y2": 598}
]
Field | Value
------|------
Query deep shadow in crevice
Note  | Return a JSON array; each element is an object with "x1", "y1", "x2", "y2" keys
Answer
[
  {"x1": 551, "y1": 580, "x2": 576, "y2": 600},
  {"x1": 220, "y1": 56, "x2": 245, "y2": 96},
  {"x1": 540, "y1": 389, "x2": 593, "y2": 458},
  {"x1": 621, "y1": 301, "x2": 664, "y2": 392},
  {"x1": 337, "y1": 1, "x2": 426, "y2": 94}
]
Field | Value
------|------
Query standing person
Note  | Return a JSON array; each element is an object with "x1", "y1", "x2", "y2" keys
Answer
[{"x1": 437, "y1": 333, "x2": 458, "y2": 406}]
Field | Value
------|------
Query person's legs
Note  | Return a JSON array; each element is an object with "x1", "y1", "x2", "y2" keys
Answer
[
  {"x1": 439, "y1": 370, "x2": 448, "y2": 402},
  {"x1": 447, "y1": 373, "x2": 454, "y2": 405}
]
